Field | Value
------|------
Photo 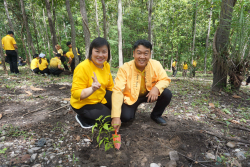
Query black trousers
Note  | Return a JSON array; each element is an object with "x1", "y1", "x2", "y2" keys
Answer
[
  {"x1": 71, "y1": 58, "x2": 75, "y2": 73},
  {"x1": 120, "y1": 88, "x2": 172, "y2": 122},
  {"x1": 32, "y1": 68, "x2": 40, "y2": 74},
  {"x1": 50, "y1": 69, "x2": 64, "y2": 76},
  {"x1": 6, "y1": 50, "x2": 19, "y2": 74},
  {"x1": 61, "y1": 56, "x2": 69, "y2": 70},
  {"x1": 72, "y1": 90, "x2": 112, "y2": 124},
  {"x1": 40, "y1": 68, "x2": 50, "y2": 74},
  {"x1": 172, "y1": 67, "x2": 177, "y2": 76},
  {"x1": 247, "y1": 76, "x2": 250, "y2": 84}
]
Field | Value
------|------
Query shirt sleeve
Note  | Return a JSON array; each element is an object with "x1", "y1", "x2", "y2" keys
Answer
[
  {"x1": 154, "y1": 62, "x2": 171, "y2": 95},
  {"x1": 66, "y1": 52, "x2": 70, "y2": 58},
  {"x1": 111, "y1": 66, "x2": 127, "y2": 118},
  {"x1": 71, "y1": 66, "x2": 89, "y2": 101},
  {"x1": 106, "y1": 64, "x2": 114, "y2": 91},
  {"x1": 12, "y1": 38, "x2": 17, "y2": 45}
]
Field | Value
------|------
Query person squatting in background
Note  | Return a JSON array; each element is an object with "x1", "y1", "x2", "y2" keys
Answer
[
  {"x1": 50, "y1": 53, "x2": 64, "y2": 76},
  {"x1": 182, "y1": 61, "x2": 188, "y2": 77},
  {"x1": 30, "y1": 54, "x2": 40, "y2": 74},
  {"x1": 70, "y1": 37, "x2": 114, "y2": 128},
  {"x1": 38, "y1": 53, "x2": 50, "y2": 76},
  {"x1": 18, "y1": 57, "x2": 26, "y2": 66}
]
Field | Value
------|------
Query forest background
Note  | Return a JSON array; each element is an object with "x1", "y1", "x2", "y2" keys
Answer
[{"x1": 0, "y1": 0, "x2": 250, "y2": 91}]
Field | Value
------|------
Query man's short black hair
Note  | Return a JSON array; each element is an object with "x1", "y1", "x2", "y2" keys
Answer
[
  {"x1": 88, "y1": 37, "x2": 111, "y2": 62},
  {"x1": 66, "y1": 41, "x2": 71, "y2": 46},
  {"x1": 56, "y1": 53, "x2": 61, "y2": 57},
  {"x1": 8, "y1": 31, "x2": 14, "y2": 35},
  {"x1": 63, "y1": 51, "x2": 67, "y2": 55},
  {"x1": 133, "y1": 39, "x2": 152, "y2": 51},
  {"x1": 33, "y1": 54, "x2": 39, "y2": 59}
]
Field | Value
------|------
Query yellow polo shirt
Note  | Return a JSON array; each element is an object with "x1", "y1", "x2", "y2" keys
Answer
[
  {"x1": 38, "y1": 58, "x2": 49, "y2": 71},
  {"x1": 172, "y1": 61, "x2": 176, "y2": 67},
  {"x1": 1, "y1": 35, "x2": 16, "y2": 50},
  {"x1": 57, "y1": 49, "x2": 63, "y2": 56},
  {"x1": 66, "y1": 48, "x2": 80, "y2": 59},
  {"x1": 70, "y1": 59, "x2": 114, "y2": 109},
  {"x1": 183, "y1": 64, "x2": 188, "y2": 70},
  {"x1": 30, "y1": 58, "x2": 39, "y2": 70},
  {"x1": 50, "y1": 57, "x2": 62, "y2": 69},
  {"x1": 193, "y1": 61, "x2": 197, "y2": 67},
  {"x1": 136, "y1": 68, "x2": 148, "y2": 97}
]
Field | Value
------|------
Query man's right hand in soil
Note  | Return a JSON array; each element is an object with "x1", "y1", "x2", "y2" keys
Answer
[{"x1": 112, "y1": 117, "x2": 121, "y2": 132}]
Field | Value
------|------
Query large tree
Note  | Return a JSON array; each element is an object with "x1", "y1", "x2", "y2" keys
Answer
[
  {"x1": 117, "y1": 0, "x2": 123, "y2": 67},
  {"x1": 20, "y1": 0, "x2": 36, "y2": 55},
  {"x1": 101, "y1": 0, "x2": 107, "y2": 39},
  {"x1": 212, "y1": 0, "x2": 237, "y2": 91},
  {"x1": 79, "y1": 0, "x2": 91, "y2": 59},
  {"x1": 45, "y1": 0, "x2": 58, "y2": 52},
  {"x1": 65, "y1": 0, "x2": 79, "y2": 66}
]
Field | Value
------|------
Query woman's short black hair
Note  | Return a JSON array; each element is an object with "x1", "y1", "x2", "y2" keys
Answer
[
  {"x1": 88, "y1": 37, "x2": 111, "y2": 62},
  {"x1": 133, "y1": 39, "x2": 152, "y2": 51},
  {"x1": 33, "y1": 54, "x2": 39, "y2": 59},
  {"x1": 56, "y1": 53, "x2": 61, "y2": 57},
  {"x1": 63, "y1": 51, "x2": 67, "y2": 55},
  {"x1": 66, "y1": 41, "x2": 71, "y2": 46}
]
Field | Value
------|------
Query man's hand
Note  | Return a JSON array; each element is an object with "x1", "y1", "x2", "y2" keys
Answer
[
  {"x1": 111, "y1": 117, "x2": 121, "y2": 132},
  {"x1": 146, "y1": 86, "x2": 159, "y2": 103},
  {"x1": 91, "y1": 72, "x2": 101, "y2": 91}
]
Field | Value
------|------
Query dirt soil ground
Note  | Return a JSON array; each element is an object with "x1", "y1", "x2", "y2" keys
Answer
[{"x1": 0, "y1": 68, "x2": 250, "y2": 167}]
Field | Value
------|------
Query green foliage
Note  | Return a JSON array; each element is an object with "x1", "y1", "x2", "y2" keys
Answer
[
  {"x1": 0, "y1": 148, "x2": 8, "y2": 154},
  {"x1": 92, "y1": 115, "x2": 115, "y2": 151}
]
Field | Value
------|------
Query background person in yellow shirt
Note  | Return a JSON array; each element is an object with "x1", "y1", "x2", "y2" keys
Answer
[
  {"x1": 50, "y1": 54, "x2": 64, "y2": 76},
  {"x1": 30, "y1": 54, "x2": 40, "y2": 74},
  {"x1": 172, "y1": 60, "x2": 177, "y2": 77},
  {"x1": 1, "y1": 31, "x2": 19, "y2": 74},
  {"x1": 111, "y1": 40, "x2": 172, "y2": 132},
  {"x1": 66, "y1": 41, "x2": 80, "y2": 73},
  {"x1": 192, "y1": 60, "x2": 197, "y2": 77},
  {"x1": 38, "y1": 53, "x2": 50, "y2": 76},
  {"x1": 182, "y1": 61, "x2": 188, "y2": 77},
  {"x1": 70, "y1": 37, "x2": 114, "y2": 128}
]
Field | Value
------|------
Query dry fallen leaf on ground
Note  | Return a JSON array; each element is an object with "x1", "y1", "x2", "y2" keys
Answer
[
  {"x1": 232, "y1": 95, "x2": 241, "y2": 99},
  {"x1": 76, "y1": 135, "x2": 80, "y2": 142},
  {"x1": 25, "y1": 91, "x2": 32, "y2": 96},
  {"x1": 59, "y1": 87, "x2": 66, "y2": 90},
  {"x1": 209, "y1": 103, "x2": 215, "y2": 108},
  {"x1": 63, "y1": 98, "x2": 71, "y2": 101},
  {"x1": 30, "y1": 86, "x2": 44, "y2": 91},
  {"x1": 231, "y1": 120, "x2": 240, "y2": 124},
  {"x1": 0, "y1": 113, "x2": 2, "y2": 119}
]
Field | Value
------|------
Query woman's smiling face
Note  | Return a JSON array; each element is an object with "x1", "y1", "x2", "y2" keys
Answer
[{"x1": 91, "y1": 45, "x2": 109, "y2": 68}]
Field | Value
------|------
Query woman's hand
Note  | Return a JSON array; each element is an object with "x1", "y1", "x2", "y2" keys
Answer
[
  {"x1": 91, "y1": 72, "x2": 101, "y2": 91},
  {"x1": 111, "y1": 117, "x2": 121, "y2": 132}
]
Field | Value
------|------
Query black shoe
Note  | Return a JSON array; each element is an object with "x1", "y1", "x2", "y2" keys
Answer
[
  {"x1": 75, "y1": 115, "x2": 94, "y2": 129},
  {"x1": 151, "y1": 116, "x2": 167, "y2": 126}
]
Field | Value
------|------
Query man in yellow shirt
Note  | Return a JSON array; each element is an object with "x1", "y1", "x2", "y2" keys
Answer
[
  {"x1": 111, "y1": 40, "x2": 172, "y2": 132},
  {"x1": 1, "y1": 31, "x2": 19, "y2": 74},
  {"x1": 30, "y1": 54, "x2": 40, "y2": 74},
  {"x1": 66, "y1": 42, "x2": 80, "y2": 73},
  {"x1": 192, "y1": 60, "x2": 197, "y2": 77},
  {"x1": 182, "y1": 61, "x2": 188, "y2": 77},
  {"x1": 50, "y1": 54, "x2": 64, "y2": 76},
  {"x1": 172, "y1": 60, "x2": 177, "y2": 77}
]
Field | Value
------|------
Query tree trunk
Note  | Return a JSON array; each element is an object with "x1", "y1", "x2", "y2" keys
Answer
[
  {"x1": 31, "y1": 5, "x2": 40, "y2": 53},
  {"x1": 45, "y1": 0, "x2": 58, "y2": 53},
  {"x1": 148, "y1": 0, "x2": 153, "y2": 43},
  {"x1": 212, "y1": 0, "x2": 237, "y2": 91},
  {"x1": 79, "y1": 0, "x2": 91, "y2": 59},
  {"x1": 3, "y1": 0, "x2": 14, "y2": 31},
  {"x1": 0, "y1": 33, "x2": 8, "y2": 74},
  {"x1": 20, "y1": 0, "x2": 36, "y2": 55},
  {"x1": 95, "y1": 0, "x2": 100, "y2": 37},
  {"x1": 20, "y1": 27, "x2": 31, "y2": 65},
  {"x1": 118, "y1": 0, "x2": 123, "y2": 67},
  {"x1": 101, "y1": 0, "x2": 107, "y2": 39},
  {"x1": 204, "y1": 2, "x2": 213, "y2": 74},
  {"x1": 191, "y1": 1, "x2": 197, "y2": 61},
  {"x1": 65, "y1": 0, "x2": 79, "y2": 66},
  {"x1": 63, "y1": 21, "x2": 68, "y2": 38},
  {"x1": 43, "y1": 9, "x2": 51, "y2": 59}
]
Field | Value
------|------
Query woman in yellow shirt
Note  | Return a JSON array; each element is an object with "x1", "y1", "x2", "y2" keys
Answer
[
  {"x1": 70, "y1": 37, "x2": 114, "y2": 128},
  {"x1": 38, "y1": 53, "x2": 50, "y2": 75},
  {"x1": 30, "y1": 54, "x2": 40, "y2": 74},
  {"x1": 182, "y1": 61, "x2": 188, "y2": 77}
]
